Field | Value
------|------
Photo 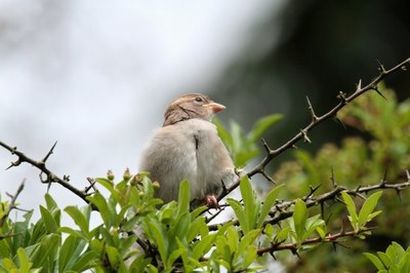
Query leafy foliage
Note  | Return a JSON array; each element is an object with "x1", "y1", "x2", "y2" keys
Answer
[
  {"x1": 272, "y1": 85, "x2": 410, "y2": 272},
  {"x1": 0, "y1": 85, "x2": 409, "y2": 272},
  {"x1": 365, "y1": 241, "x2": 410, "y2": 273}
]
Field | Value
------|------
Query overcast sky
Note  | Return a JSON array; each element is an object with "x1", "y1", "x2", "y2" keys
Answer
[{"x1": 0, "y1": 0, "x2": 284, "y2": 223}]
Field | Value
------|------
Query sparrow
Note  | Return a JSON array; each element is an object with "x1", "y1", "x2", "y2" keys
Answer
[{"x1": 139, "y1": 93, "x2": 237, "y2": 207}]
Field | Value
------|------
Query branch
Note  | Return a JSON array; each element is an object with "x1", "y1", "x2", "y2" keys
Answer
[
  {"x1": 208, "y1": 170, "x2": 410, "y2": 230},
  {"x1": 257, "y1": 228, "x2": 373, "y2": 255},
  {"x1": 0, "y1": 141, "x2": 90, "y2": 204},
  {"x1": 267, "y1": 172, "x2": 410, "y2": 226},
  {"x1": 0, "y1": 180, "x2": 25, "y2": 227},
  {"x1": 218, "y1": 57, "x2": 410, "y2": 201}
]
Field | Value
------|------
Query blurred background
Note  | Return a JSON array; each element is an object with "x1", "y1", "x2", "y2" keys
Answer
[{"x1": 1, "y1": 0, "x2": 409, "y2": 272}]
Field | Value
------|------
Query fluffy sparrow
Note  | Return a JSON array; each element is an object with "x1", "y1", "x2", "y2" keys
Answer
[{"x1": 139, "y1": 93, "x2": 237, "y2": 207}]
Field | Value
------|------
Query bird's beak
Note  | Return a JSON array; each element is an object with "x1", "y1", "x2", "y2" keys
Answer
[{"x1": 204, "y1": 102, "x2": 226, "y2": 113}]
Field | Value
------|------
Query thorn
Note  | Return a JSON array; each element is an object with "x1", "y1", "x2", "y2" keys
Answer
[
  {"x1": 354, "y1": 192, "x2": 366, "y2": 200},
  {"x1": 85, "y1": 177, "x2": 97, "y2": 193},
  {"x1": 356, "y1": 79, "x2": 362, "y2": 91},
  {"x1": 300, "y1": 129, "x2": 312, "y2": 143},
  {"x1": 292, "y1": 249, "x2": 301, "y2": 259},
  {"x1": 396, "y1": 189, "x2": 402, "y2": 202},
  {"x1": 379, "y1": 169, "x2": 388, "y2": 186},
  {"x1": 372, "y1": 85, "x2": 387, "y2": 100},
  {"x1": 330, "y1": 168, "x2": 337, "y2": 188},
  {"x1": 292, "y1": 144, "x2": 298, "y2": 149},
  {"x1": 6, "y1": 160, "x2": 20, "y2": 170},
  {"x1": 305, "y1": 184, "x2": 320, "y2": 200},
  {"x1": 269, "y1": 251, "x2": 277, "y2": 260},
  {"x1": 376, "y1": 59, "x2": 386, "y2": 73},
  {"x1": 337, "y1": 91, "x2": 347, "y2": 104},
  {"x1": 332, "y1": 242, "x2": 337, "y2": 252},
  {"x1": 261, "y1": 170, "x2": 276, "y2": 184},
  {"x1": 42, "y1": 141, "x2": 58, "y2": 163},
  {"x1": 221, "y1": 178, "x2": 228, "y2": 193},
  {"x1": 306, "y1": 96, "x2": 318, "y2": 121},
  {"x1": 406, "y1": 170, "x2": 410, "y2": 181},
  {"x1": 333, "y1": 117, "x2": 346, "y2": 129},
  {"x1": 401, "y1": 65, "x2": 407, "y2": 71},
  {"x1": 320, "y1": 202, "x2": 324, "y2": 219},
  {"x1": 261, "y1": 138, "x2": 272, "y2": 153}
]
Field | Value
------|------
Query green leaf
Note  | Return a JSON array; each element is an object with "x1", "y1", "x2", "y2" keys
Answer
[
  {"x1": 274, "y1": 227, "x2": 291, "y2": 243},
  {"x1": 64, "y1": 206, "x2": 90, "y2": 237},
  {"x1": 17, "y1": 248, "x2": 31, "y2": 273},
  {"x1": 39, "y1": 206, "x2": 58, "y2": 233},
  {"x1": 377, "y1": 251, "x2": 392, "y2": 268},
  {"x1": 59, "y1": 235, "x2": 88, "y2": 272},
  {"x1": 364, "y1": 252, "x2": 386, "y2": 270},
  {"x1": 230, "y1": 121, "x2": 244, "y2": 155},
  {"x1": 238, "y1": 229, "x2": 260, "y2": 255},
  {"x1": 44, "y1": 193, "x2": 58, "y2": 211},
  {"x1": 213, "y1": 117, "x2": 233, "y2": 150},
  {"x1": 227, "y1": 199, "x2": 247, "y2": 233},
  {"x1": 257, "y1": 185, "x2": 283, "y2": 227},
  {"x1": 105, "y1": 246, "x2": 120, "y2": 269},
  {"x1": 187, "y1": 217, "x2": 207, "y2": 242},
  {"x1": 358, "y1": 191, "x2": 383, "y2": 227},
  {"x1": 192, "y1": 234, "x2": 215, "y2": 259},
  {"x1": 341, "y1": 192, "x2": 358, "y2": 231},
  {"x1": 293, "y1": 199, "x2": 308, "y2": 241},
  {"x1": 144, "y1": 217, "x2": 168, "y2": 264},
  {"x1": 87, "y1": 192, "x2": 113, "y2": 228},
  {"x1": 31, "y1": 234, "x2": 60, "y2": 269},
  {"x1": 225, "y1": 226, "x2": 239, "y2": 253},
  {"x1": 386, "y1": 241, "x2": 405, "y2": 264},
  {"x1": 248, "y1": 114, "x2": 283, "y2": 142},
  {"x1": 240, "y1": 176, "x2": 257, "y2": 232},
  {"x1": 97, "y1": 178, "x2": 125, "y2": 206},
  {"x1": 71, "y1": 251, "x2": 98, "y2": 272},
  {"x1": 176, "y1": 180, "x2": 190, "y2": 219}
]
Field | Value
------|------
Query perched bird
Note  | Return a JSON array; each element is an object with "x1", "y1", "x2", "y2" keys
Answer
[{"x1": 139, "y1": 93, "x2": 237, "y2": 207}]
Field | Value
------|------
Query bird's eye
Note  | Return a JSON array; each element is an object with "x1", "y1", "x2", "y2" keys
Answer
[{"x1": 194, "y1": 96, "x2": 204, "y2": 102}]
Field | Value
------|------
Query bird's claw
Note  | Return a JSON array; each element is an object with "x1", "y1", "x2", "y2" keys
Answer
[{"x1": 204, "y1": 194, "x2": 219, "y2": 209}]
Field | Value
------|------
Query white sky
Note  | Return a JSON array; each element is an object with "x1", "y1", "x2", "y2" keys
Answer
[{"x1": 0, "y1": 0, "x2": 284, "y2": 222}]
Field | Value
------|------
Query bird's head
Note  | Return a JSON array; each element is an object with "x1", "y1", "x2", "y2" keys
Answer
[{"x1": 163, "y1": 93, "x2": 225, "y2": 126}]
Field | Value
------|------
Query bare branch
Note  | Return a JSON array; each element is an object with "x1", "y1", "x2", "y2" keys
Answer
[
  {"x1": 0, "y1": 141, "x2": 89, "y2": 204},
  {"x1": 0, "y1": 180, "x2": 25, "y2": 227}
]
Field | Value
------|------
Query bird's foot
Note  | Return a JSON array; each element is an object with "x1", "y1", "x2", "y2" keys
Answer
[{"x1": 204, "y1": 194, "x2": 219, "y2": 209}]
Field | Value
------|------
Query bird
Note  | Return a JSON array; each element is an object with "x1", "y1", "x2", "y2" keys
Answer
[{"x1": 139, "y1": 93, "x2": 237, "y2": 207}]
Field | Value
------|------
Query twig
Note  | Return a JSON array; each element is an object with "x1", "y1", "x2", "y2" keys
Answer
[
  {"x1": 208, "y1": 172, "x2": 410, "y2": 231},
  {"x1": 0, "y1": 180, "x2": 25, "y2": 226},
  {"x1": 0, "y1": 141, "x2": 89, "y2": 204},
  {"x1": 257, "y1": 228, "x2": 373, "y2": 255}
]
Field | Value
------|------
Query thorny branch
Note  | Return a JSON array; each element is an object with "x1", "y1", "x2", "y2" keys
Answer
[
  {"x1": 216, "y1": 57, "x2": 410, "y2": 202},
  {"x1": 0, "y1": 141, "x2": 89, "y2": 203},
  {"x1": 208, "y1": 171, "x2": 410, "y2": 230},
  {"x1": 266, "y1": 172, "x2": 410, "y2": 226},
  {"x1": 257, "y1": 228, "x2": 374, "y2": 256},
  {"x1": 0, "y1": 57, "x2": 408, "y2": 210},
  {"x1": 0, "y1": 180, "x2": 25, "y2": 227},
  {"x1": 0, "y1": 57, "x2": 409, "y2": 265}
]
